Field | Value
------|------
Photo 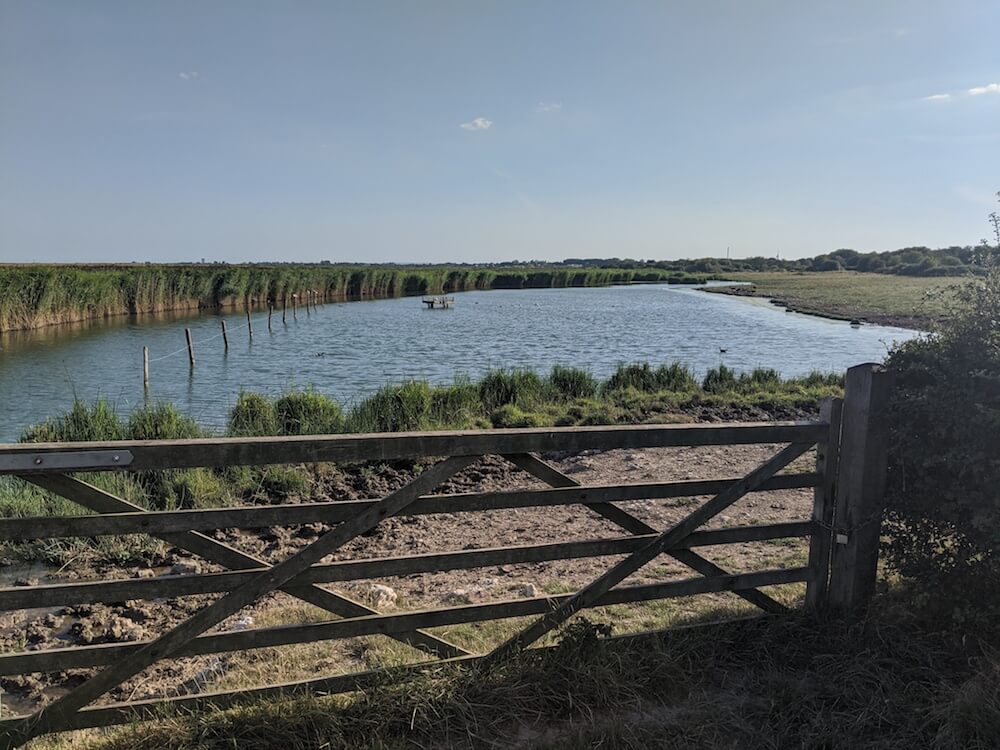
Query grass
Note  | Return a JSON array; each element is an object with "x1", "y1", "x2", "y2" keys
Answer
[
  {"x1": 704, "y1": 271, "x2": 962, "y2": 329},
  {"x1": 43, "y1": 603, "x2": 1000, "y2": 750},
  {"x1": 0, "y1": 361, "x2": 842, "y2": 566}
]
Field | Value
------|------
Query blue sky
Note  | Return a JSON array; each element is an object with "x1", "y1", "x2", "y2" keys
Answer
[{"x1": 1, "y1": 1, "x2": 998, "y2": 264}]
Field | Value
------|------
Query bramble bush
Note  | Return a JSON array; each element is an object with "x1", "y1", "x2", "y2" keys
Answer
[{"x1": 883, "y1": 265, "x2": 1000, "y2": 611}]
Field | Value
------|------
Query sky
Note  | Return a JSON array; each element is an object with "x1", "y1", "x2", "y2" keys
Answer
[{"x1": 1, "y1": 1, "x2": 998, "y2": 264}]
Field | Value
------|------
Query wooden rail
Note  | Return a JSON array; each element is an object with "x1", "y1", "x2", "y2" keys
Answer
[{"x1": 0, "y1": 365, "x2": 893, "y2": 747}]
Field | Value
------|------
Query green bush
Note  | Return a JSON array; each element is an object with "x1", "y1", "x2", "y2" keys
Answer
[
  {"x1": 274, "y1": 389, "x2": 344, "y2": 435},
  {"x1": 883, "y1": 268, "x2": 1000, "y2": 611},
  {"x1": 229, "y1": 392, "x2": 279, "y2": 436},
  {"x1": 548, "y1": 366, "x2": 598, "y2": 400},
  {"x1": 702, "y1": 364, "x2": 738, "y2": 393}
]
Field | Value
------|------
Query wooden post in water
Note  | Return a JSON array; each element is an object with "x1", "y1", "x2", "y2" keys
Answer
[
  {"x1": 221, "y1": 320, "x2": 229, "y2": 350},
  {"x1": 246, "y1": 308, "x2": 253, "y2": 339},
  {"x1": 267, "y1": 305, "x2": 273, "y2": 332},
  {"x1": 185, "y1": 328, "x2": 195, "y2": 366},
  {"x1": 292, "y1": 294, "x2": 298, "y2": 320},
  {"x1": 282, "y1": 297, "x2": 287, "y2": 324},
  {"x1": 826, "y1": 363, "x2": 893, "y2": 616},
  {"x1": 142, "y1": 346, "x2": 149, "y2": 389}
]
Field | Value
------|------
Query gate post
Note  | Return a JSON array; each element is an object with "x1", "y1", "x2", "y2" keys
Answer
[
  {"x1": 805, "y1": 395, "x2": 843, "y2": 613},
  {"x1": 826, "y1": 363, "x2": 893, "y2": 615}
]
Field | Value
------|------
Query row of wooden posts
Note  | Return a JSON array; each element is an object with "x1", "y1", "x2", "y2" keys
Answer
[{"x1": 141, "y1": 290, "x2": 324, "y2": 387}]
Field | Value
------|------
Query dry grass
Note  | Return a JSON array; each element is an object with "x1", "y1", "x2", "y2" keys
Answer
[
  {"x1": 49, "y1": 607, "x2": 1000, "y2": 750},
  {"x1": 706, "y1": 271, "x2": 960, "y2": 328}
]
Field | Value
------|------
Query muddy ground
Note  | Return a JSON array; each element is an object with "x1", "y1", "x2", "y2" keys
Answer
[{"x1": 0, "y1": 438, "x2": 817, "y2": 716}]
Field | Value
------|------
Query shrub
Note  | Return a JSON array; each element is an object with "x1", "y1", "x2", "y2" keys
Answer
[
  {"x1": 548, "y1": 366, "x2": 598, "y2": 400},
  {"x1": 702, "y1": 364, "x2": 738, "y2": 393},
  {"x1": 882, "y1": 267, "x2": 1000, "y2": 612},
  {"x1": 274, "y1": 389, "x2": 344, "y2": 435},
  {"x1": 229, "y1": 392, "x2": 279, "y2": 436}
]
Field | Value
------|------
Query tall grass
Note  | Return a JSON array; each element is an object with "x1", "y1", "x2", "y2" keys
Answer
[
  {"x1": 478, "y1": 369, "x2": 548, "y2": 412},
  {"x1": 1, "y1": 362, "x2": 844, "y2": 564},
  {"x1": 346, "y1": 381, "x2": 434, "y2": 433},
  {"x1": 274, "y1": 389, "x2": 344, "y2": 435},
  {"x1": 604, "y1": 362, "x2": 698, "y2": 393},
  {"x1": 547, "y1": 366, "x2": 598, "y2": 399},
  {"x1": 83, "y1": 614, "x2": 1000, "y2": 750}
]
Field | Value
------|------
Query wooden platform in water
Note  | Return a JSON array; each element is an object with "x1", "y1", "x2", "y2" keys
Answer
[{"x1": 422, "y1": 297, "x2": 454, "y2": 309}]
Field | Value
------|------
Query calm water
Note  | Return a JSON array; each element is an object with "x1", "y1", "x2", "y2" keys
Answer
[{"x1": 0, "y1": 284, "x2": 920, "y2": 441}]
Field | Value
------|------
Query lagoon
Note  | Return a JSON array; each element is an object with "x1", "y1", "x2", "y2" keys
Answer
[{"x1": 0, "y1": 284, "x2": 920, "y2": 441}]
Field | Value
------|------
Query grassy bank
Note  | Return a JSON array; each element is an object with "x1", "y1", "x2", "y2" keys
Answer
[
  {"x1": 0, "y1": 264, "x2": 706, "y2": 332},
  {"x1": 0, "y1": 362, "x2": 841, "y2": 566},
  {"x1": 36, "y1": 607, "x2": 1000, "y2": 750},
  {"x1": 702, "y1": 271, "x2": 961, "y2": 329}
]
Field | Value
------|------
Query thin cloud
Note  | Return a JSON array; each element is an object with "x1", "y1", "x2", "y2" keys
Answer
[
  {"x1": 537, "y1": 101, "x2": 562, "y2": 113},
  {"x1": 922, "y1": 82, "x2": 1000, "y2": 102},
  {"x1": 969, "y1": 83, "x2": 1000, "y2": 96},
  {"x1": 178, "y1": 71, "x2": 201, "y2": 81},
  {"x1": 459, "y1": 117, "x2": 492, "y2": 131}
]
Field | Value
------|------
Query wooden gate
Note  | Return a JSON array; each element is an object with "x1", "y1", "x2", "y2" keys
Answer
[{"x1": 0, "y1": 364, "x2": 890, "y2": 747}]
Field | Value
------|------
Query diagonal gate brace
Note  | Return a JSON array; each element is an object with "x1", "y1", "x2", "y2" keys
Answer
[
  {"x1": 485, "y1": 442, "x2": 814, "y2": 670},
  {"x1": 3, "y1": 456, "x2": 477, "y2": 748},
  {"x1": 503, "y1": 453, "x2": 788, "y2": 613},
  {"x1": 22, "y1": 474, "x2": 467, "y2": 660}
]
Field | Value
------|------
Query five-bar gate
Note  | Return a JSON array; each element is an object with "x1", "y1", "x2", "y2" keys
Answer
[{"x1": 0, "y1": 363, "x2": 891, "y2": 747}]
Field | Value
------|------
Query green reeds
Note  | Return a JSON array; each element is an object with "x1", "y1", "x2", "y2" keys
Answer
[
  {"x1": 0, "y1": 264, "x2": 706, "y2": 332},
  {"x1": 604, "y1": 362, "x2": 698, "y2": 393}
]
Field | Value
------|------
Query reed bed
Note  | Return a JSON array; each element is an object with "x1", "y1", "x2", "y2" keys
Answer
[{"x1": 0, "y1": 265, "x2": 704, "y2": 332}]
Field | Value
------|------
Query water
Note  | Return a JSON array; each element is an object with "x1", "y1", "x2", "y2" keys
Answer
[{"x1": 0, "y1": 284, "x2": 920, "y2": 441}]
